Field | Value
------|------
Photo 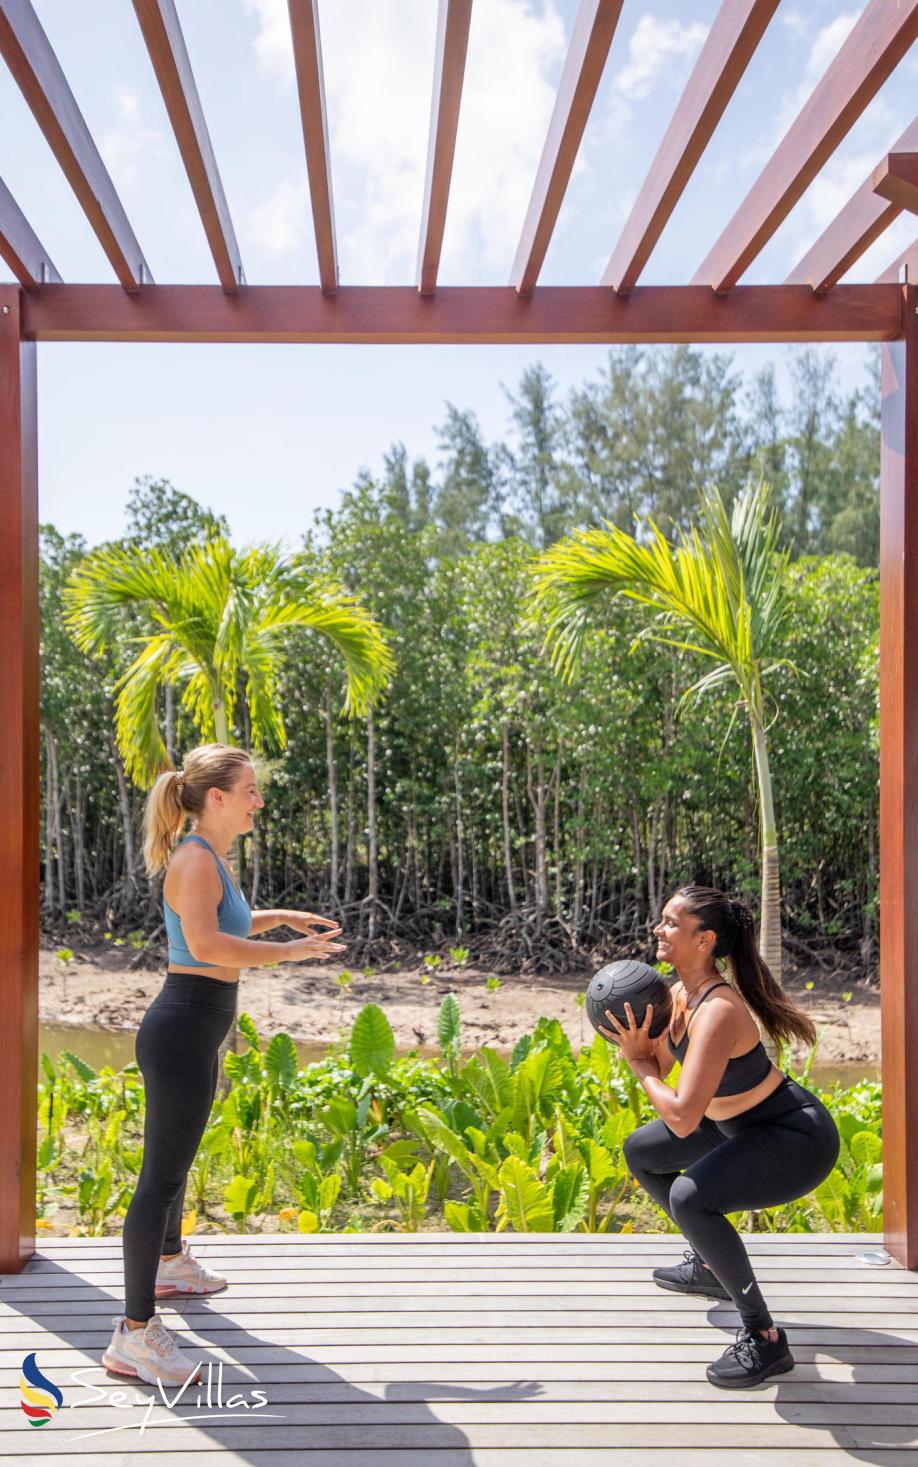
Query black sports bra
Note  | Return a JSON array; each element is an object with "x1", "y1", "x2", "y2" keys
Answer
[{"x1": 667, "y1": 981, "x2": 773, "y2": 1096}]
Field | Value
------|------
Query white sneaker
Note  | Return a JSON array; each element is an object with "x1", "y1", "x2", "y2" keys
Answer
[
  {"x1": 155, "y1": 1238, "x2": 227, "y2": 1298},
  {"x1": 101, "y1": 1313, "x2": 204, "y2": 1386}
]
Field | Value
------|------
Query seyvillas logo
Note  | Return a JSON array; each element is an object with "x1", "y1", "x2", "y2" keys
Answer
[{"x1": 20, "y1": 1353, "x2": 64, "y2": 1427}]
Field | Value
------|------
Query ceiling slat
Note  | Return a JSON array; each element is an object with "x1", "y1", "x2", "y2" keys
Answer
[
  {"x1": 511, "y1": 0, "x2": 625, "y2": 297},
  {"x1": 0, "y1": 174, "x2": 61, "y2": 289},
  {"x1": 603, "y1": 0, "x2": 780, "y2": 295},
  {"x1": 133, "y1": 0, "x2": 243, "y2": 294},
  {"x1": 416, "y1": 0, "x2": 473, "y2": 296},
  {"x1": 0, "y1": 0, "x2": 151, "y2": 291},
  {"x1": 288, "y1": 0, "x2": 337, "y2": 294},
  {"x1": 692, "y1": 0, "x2": 918, "y2": 292},
  {"x1": 785, "y1": 118, "x2": 918, "y2": 293},
  {"x1": 873, "y1": 153, "x2": 918, "y2": 216}
]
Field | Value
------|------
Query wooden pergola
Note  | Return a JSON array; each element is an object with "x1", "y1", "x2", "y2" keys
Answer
[{"x1": 1, "y1": 0, "x2": 916, "y2": 1277}]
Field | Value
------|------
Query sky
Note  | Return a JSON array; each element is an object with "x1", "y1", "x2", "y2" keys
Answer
[{"x1": 2, "y1": 0, "x2": 916, "y2": 548}]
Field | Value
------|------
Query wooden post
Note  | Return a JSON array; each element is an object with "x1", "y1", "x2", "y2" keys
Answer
[
  {"x1": 880, "y1": 280, "x2": 918, "y2": 1270},
  {"x1": 0, "y1": 287, "x2": 39, "y2": 1274}
]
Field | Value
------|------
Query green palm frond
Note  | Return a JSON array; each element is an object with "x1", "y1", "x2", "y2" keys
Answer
[
  {"x1": 529, "y1": 479, "x2": 793, "y2": 709},
  {"x1": 65, "y1": 533, "x2": 394, "y2": 787}
]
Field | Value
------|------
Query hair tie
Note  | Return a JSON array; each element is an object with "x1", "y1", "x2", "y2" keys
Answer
[{"x1": 174, "y1": 769, "x2": 185, "y2": 788}]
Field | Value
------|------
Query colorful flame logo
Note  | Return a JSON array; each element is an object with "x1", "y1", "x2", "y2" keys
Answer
[{"x1": 19, "y1": 1353, "x2": 63, "y2": 1427}]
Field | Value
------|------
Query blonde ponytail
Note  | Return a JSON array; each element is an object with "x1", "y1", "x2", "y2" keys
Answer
[
  {"x1": 143, "y1": 770, "x2": 187, "y2": 874},
  {"x1": 142, "y1": 743, "x2": 253, "y2": 875}
]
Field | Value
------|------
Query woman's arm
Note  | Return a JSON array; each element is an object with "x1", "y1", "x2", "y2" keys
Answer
[
  {"x1": 247, "y1": 909, "x2": 341, "y2": 937},
  {"x1": 176, "y1": 863, "x2": 343, "y2": 967},
  {"x1": 603, "y1": 997, "x2": 739, "y2": 1136}
]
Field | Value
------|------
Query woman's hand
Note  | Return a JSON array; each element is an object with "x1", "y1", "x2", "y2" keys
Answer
[
  {"x1": 598, "y1": 1002, "x2": 658, "y2": 1067},
  {"x1": 282, "y1": 910, "x2": 342, "y2": 939},
  {"x1": 281, "y1": 932, "x2": 347, "y2": 962}
]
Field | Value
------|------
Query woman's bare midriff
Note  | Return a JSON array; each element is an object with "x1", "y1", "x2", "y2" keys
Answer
[
  {"x1": 703, "y1": 1063, "x2": 785, "y2": 1121},
  {"x1": 167, "y1": 964, "x2": 239, "y2": 984}
]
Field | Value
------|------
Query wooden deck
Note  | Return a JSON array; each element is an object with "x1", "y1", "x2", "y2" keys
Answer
[{"x1": 1, "y1": 1231, "x2": 916, "y2": 1465}]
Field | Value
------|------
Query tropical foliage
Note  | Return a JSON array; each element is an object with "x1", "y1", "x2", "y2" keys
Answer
[{"x1": 36, "y1": 999, "x2": 882, "y2": 1237}]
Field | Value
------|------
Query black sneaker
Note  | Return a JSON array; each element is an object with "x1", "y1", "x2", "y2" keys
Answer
[
  {"x1": 652, "y1": 1248, "x2": 730, "y2": 1300},
  {"x1": 706, "y1": 1326, "x2": 794, "y2": 1389}
]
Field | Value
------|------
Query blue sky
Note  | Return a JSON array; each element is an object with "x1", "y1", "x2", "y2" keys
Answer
[{"x1": 2, "y1": 0, "x2": 915, "y2": 547}]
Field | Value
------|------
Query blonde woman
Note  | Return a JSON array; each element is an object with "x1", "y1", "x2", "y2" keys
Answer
[{"x1": 102, "y1": 743, "x2": 344, "y2": 1386}]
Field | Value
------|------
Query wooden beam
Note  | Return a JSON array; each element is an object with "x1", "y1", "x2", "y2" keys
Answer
[
  {"x1": 873, "y1": 152, "x2": 918, "y2": 216},
  {"x1": 511, "y1": 0, "x2": 625, "y2": 297},
  {"x1": 880, "y1": 282, "x2": 918, "y2": 1271},
  {"x1": 0, "y1": 0, "x2": 151, "y2": 292},
  {"x1": 0, "y1": 286, "x2": 39, "y2": 1275},
  {"x1": 132, "y1": 0, "x2": 243, "y2": 293},
  {"x1": 288, "y1": 0, "x2": 337, "y2": 294},
  {"x1": 19, "y1": 282, "x2": 901, "y2": 344},
  {"x1": 786, "y1": 119, "x2": 918, "y2": 293},
  {"x1": 0, "y1": 174, "x2": 60, "y2": 289},
  {"x1": 693, "y1": 0, "x2": 918, "y2": 292},
  {"x1": 416, "y1": 0, "x2": 472, "y2": 296},
  {"x1": 603, "y1": 0, "x2": 780, "y2": 295}
]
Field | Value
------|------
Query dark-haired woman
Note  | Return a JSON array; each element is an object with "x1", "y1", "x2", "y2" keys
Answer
[{"x1": 600, "y1": 885, "x2": 839, "y2": 1389}]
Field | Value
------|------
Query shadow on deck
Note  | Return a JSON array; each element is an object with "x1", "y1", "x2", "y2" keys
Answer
[{"x1": 1, "y1": 1232, "x2": 916, "y2": 1465}]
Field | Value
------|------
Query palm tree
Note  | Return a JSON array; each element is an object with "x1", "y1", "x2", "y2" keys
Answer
[
  {"x1": 63, "y1": 535, "x2": 394, "y2": 786},
  {"x1": 529, "y1": 479, "x2": 795, "y2": 982}
]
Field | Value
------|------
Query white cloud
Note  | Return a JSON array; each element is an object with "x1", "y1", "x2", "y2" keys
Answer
[
  {"x1": 241, "y1": 0, "x2": 567, "y2": 282},
  {"x1": 241, "y1": 0, "x2": 295, "y2": 79},
  {"x1": 99, "y1": 87, "x2": 167, "y2": 190},
  {"x1": 742, "y1": 12, "x2": 860, "y2": 169},
  {"x1": 612, "y1": 14, "x2": 708, "y2": 102},
  {"x1": 251, "y1": 178, "x2": 311, "y2": 255}
]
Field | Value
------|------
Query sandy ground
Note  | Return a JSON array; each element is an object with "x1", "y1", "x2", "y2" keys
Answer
[{"x1": 39, "y1": 945, "x2": 881, "y2": 1067}]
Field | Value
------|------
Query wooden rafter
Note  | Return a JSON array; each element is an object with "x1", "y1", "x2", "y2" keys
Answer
[
  {"x1": 693, "y1": 0, "x2": 918, "y2": 292},
  {"x1": 0, "y1": 175, "x2": 60, "y2": 289},
  {"x1": 0, "y1": 0, "x2": 151, "y2": 292},
  {"x1": 603, "y1": 0, "x2": 780, "y2": 295},
  {"x1": 511, "y1": 0, "x2": 624, "y2": 297},
  {"x1": 132, "y1": 0, "x2": 243, "y2": 294},
  {"x1": 873, "y1": 153, "x2": 918, "y2": 216},
  {"x1": 786, "y1": 118, "x2": 918, "y2": 293},
  {"x1": 20, "y1": 283, "x2": 901, "y2": 345},
  {"x1": 288, "y1": 0, "x2": 337, "y2": 294},
  {"x1": 417, "y1": 0, "x2": 472, "y2": 296}
]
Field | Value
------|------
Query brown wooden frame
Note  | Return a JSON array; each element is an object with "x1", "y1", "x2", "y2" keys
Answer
[{"x1": 1, "y1": 1, "x2": 917, "y2": 1279}]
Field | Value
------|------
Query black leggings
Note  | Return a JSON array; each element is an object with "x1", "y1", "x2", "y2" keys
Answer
[
  {"x1": 122, "y1": 971, "x2": 237, "y2": 1322},
  {"x1": 623, "y1": 1075, "x2": 840, "y2": 1332}
]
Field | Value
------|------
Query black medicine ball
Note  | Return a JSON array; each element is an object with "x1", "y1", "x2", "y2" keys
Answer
[{"x1": 586, "y1": 960, "x2": 672, "y2": 1041}]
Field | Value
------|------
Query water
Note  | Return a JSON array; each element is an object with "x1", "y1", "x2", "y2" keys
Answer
[{"x1": 36, "y1": 1022, "x2": 881, "y2": 1090}]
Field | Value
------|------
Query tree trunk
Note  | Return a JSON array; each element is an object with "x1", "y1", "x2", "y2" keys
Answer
[
  {"x1": 323, "y1": 680, "x2": 340, "y2": 907},
  {"x1": 552, "y1": 737, "x2": 562, "y2": 917},
  {"x1": 111, "y1": 737, "x2": 137, "y2": 896},
  {"x1": 751, "y1": 709, "x2": 782, "y2": 984},
  {"x1": 453, "y1": 747, "x2": 465, "y2": 939},
  {"x1": 73, "y1": 765, "x2": 86, "y2": 914},
  {"x1": 42, "y1": 723, "x2": 59, "y2": 917},
  {"x1": 572, "y1": 765, "x2": 587, "y2": 935},
  {"x1": 527, "y1": 738, "x2": 549, "y2": 916},
  {"x1": 366, "y1": 711, "x2": 378, "y2": 940},
  {"x1": 500, "y1": 722, "x2": 517, "y2": 913},
  {"x1": 344, "y1": 726, "x2": 357, "y2": 905},
  {"x1": 165, "y1": 682, "x2": 176, "y2": 762}
]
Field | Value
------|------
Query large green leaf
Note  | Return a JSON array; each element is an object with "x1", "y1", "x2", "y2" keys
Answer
[
  {"x1": 496, "y1": 1156, "x2": 554, "y2": 1233},
  {"x1": 349, "y1": 1003, "x2": 396, "y2": 1078},
  {"x1": 265, "y1": 1032, "x2": 298, "y2": 1090}
]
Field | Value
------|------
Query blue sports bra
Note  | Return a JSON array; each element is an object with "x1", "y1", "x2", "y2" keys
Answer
[
  {"x1": 163, "y1": 833, "x2": 252, "y2": 969},
  {"x1": 667, "y1": 981, "x2": 772, "y2": 1096}
]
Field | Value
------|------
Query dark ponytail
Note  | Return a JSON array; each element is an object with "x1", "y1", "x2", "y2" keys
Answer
[{"x1": 674, "y1": 885, "x2": 816, "y2": 1048}]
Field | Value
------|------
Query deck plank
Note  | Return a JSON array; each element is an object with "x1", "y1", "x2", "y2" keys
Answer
[{"x1": 1, "y1": 1233, "x2": 915, "y2": 1462}]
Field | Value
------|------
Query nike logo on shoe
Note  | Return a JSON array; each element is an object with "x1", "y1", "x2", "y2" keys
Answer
[{"x1": 742, "y1": 1282, "x2": 754, "y2": 1294}]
